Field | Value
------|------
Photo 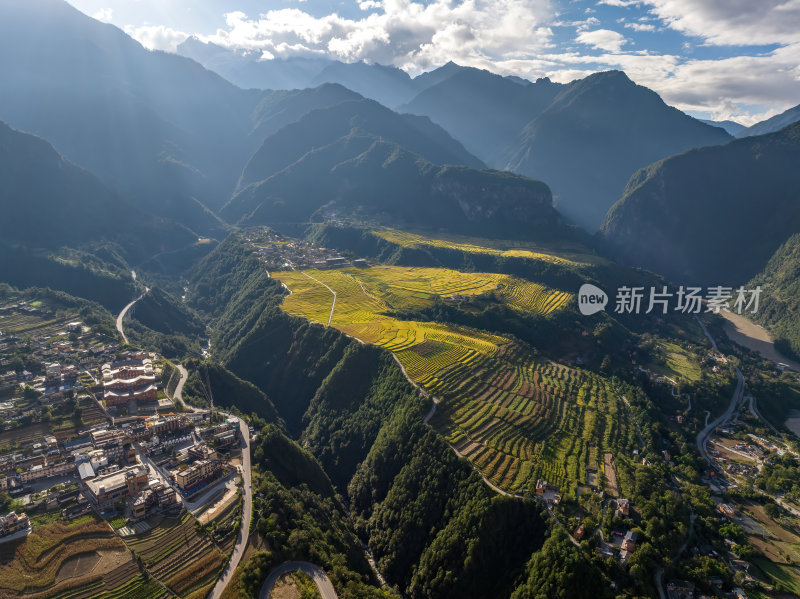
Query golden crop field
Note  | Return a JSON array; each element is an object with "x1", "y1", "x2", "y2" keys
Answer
[
  {"x1": 273, "y1": 265, "x2": 569, "y2": 379},
  {"x1": 274, "y1": 266, "x2": 511, "y2": 381},
  {"x1": 272, "y1": 265, "x2": 635, "y2": 497},
  {"x1": 372, "y1": 229, "x2": 587, "y2": 266}
]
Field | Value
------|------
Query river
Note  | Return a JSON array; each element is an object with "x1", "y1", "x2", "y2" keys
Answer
[
  {"x1": 719, "y1": 311, "x2": 800, "y2": 372},
  {"x1": 719, "y1": 311, "x2": 800, "y2": 437}
]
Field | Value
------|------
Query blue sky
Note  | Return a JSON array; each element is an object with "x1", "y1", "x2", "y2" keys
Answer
[{"x1": 67, "y1": 0, "x2": 800, "y2": 124}]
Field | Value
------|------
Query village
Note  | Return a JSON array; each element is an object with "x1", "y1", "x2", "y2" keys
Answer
[
  {"x1": 0, "y1": 297, "x2": 246, "y2": 545},
  {"x1": 242, "y1": 227, "x2": 368, "y2": 271}
]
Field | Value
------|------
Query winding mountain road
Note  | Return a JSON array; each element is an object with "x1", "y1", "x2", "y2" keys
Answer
[
  {"x1": 696, "y1": 367, "x2": 745, "y2": 468},
  {"x1": 209, "y1": 416, "x2": 252, "y2": 599},
  {"x1": 694, "y1": 315, "x2": 746, "y2": 469},
  {"x1": 259, "y1": 561, "x2": 338, "y2": 599},
  {"x1": 173, "y1": 364, "x2": 189, "y2": 406},
  {"x1": 162, "y1": 363, "x2": 253, "y2": 599},
  {"x1": 116, "y1": 275, "x2": 149, "y2": 344}
]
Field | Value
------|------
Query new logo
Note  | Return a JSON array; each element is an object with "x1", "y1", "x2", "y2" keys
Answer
[{"x1": 578, "y1": 284, "x2": 607, "y2": 316}]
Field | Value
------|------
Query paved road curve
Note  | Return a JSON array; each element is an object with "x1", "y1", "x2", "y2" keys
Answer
[
  {"x1": 115, "y1": 287, "x2": 149, "y2": 344},
  {"x1": 694, "y1": 315, "x2": 747, "y2": 469},
  {"x1": 167, "y1": 363, "x2": 254, "y2": 599},
  {"x1": 259, "y1": 561, "x2": 338, "y2": 599},
  {"x1": 208, "y1": 416, "x2": 253, "y2": 599},
  {"x1": 173, "y1": 364, "x2": 189, "y2": 405},
  {"x1": 697, "y1": 367, "x2": 745, "y2": 468}
]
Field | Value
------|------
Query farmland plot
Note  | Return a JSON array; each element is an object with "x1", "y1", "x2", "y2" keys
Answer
[{"x1": 273, "y1": 265, "x2": 631, "y2": 495}]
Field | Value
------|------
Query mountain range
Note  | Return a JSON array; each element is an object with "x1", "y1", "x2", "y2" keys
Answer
[
  {"x1": 224, "y1": 135, "x2": 565, "y2": 238},
  {"x1": 238, "y1": 98, "x2": 483, "y2": 190},
  {"x1": 1, "y1": 0, "x2": 796, "y2": 300},
  {"x1": 0, "y1": 0, "x2": 264, "y2": 235},
  {"x1": 700, "y1": 119, "x2": 746, "y2": 136},
  {"x1": 737, "y1": 102, "x2": 800, "y2": 138},
  {"x1": 602, "y1": 120, "x2": 800, "y2": 286},
  {"x1": 0, "y1": 120, "x2": 193, "y2": 256},
  {"x1": 177, "y1": 39, "x2": 529, "y2": 110}
]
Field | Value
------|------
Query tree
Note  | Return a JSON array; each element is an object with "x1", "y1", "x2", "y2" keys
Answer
[
  {"x1": 511, "y1": 528, "x2": 610, "y2": 599},
  {"x1": 764, "y1": 502, "x2": 782, "y2": 520},
  {"x1": 240, "y1": 550, "x2": 276, "y2": 596}
]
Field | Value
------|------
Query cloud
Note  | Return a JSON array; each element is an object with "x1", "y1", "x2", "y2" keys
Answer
[
  {"x1": 107, "y1": 0, "x2": 797, "y2": 122},
  {"x1": 642, "y1": 0, "x2": 800, "y2": 45},
  {"x1": 525, "y1": 42, "x2": 800, "y2": 125},
  {"x1": 624, "y1": 22, "x2": 656, "y2": 32},
  {"x1": 125, "y1": 25, "x2": 190, "y2": 53},
  {"x1": 649, "y1": 44, "x2": 800, "y2": 120},
  {"x1": 576, "y1": 29, "x2": 628, "y2": 52},
  {"x1": 553, "y1": 17, "x2": 600, "y2": 31},
  {"x1": 92, "y1": 8, "x2": 113, "y2": 22},
  {"x1": 597, "y1": 0, "x2": 641, "y2": 7},
  {"x1": 201, "y1": 0, "x2": 554, "y2": 74}
]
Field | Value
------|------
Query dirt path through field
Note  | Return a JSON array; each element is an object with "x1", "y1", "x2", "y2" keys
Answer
[{"x1": 603, "y1": 453, "x2": 619, "y2": 497}]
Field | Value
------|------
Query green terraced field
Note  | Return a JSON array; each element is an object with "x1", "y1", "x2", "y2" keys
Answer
[
  {"x1": 273, "y1": 265, "x2": 632, "y2": 497},
  {"x1": 434, "y1": 345, "x2": 636, "y2": 497},
  {"x1": 122, "y1": 514, "x2": 226, "y2": 598}
]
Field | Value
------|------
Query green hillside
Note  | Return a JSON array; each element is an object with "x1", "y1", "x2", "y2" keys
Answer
[
  {"x1": 602, "y1": 121, "x2": 800, "y2": 285},
  {"x1": 181, "y1": 359, "x2": 284, "y2": 426},
  {"x1": 750, "y1": 233, "x2": 800, "y2": 358},
  {"x1": 239, "y1": 98, "x2": 482, "y2": 189},
  {"x1": 0, "y1": 121, "x2": 195, "y2": 257},
  {"x1": 224, "y1": 138, "x2": 564, "y2": 239}
]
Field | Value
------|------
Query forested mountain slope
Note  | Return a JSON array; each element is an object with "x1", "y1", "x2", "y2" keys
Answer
[
  {"x1": 187, "y1": 235, "x2": 615, "y2": 599},
  {"x1": 602, "y1": 121, "x2": 800, "y2": 285}
]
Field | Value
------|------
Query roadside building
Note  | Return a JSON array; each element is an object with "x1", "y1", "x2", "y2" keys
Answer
[
  {"x1": 173, "y1": 459, "x2": 217, "y2": 491},
  {"x1": 0, "y1": 511, "x2": 30, "y2": 536},
  {"x1": 77, "y1": 461, "x2": 95, "y2": 482},
  {"x1": 188, "y1": 443, "x2": 218, "y2": 462},
  {"x1": 84, "y1": 464, "x2": 149, "y2": 508}
]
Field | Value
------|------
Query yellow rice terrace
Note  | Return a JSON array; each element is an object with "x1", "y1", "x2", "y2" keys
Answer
[{"x1": 272, "y1": 265, "x2": 634, "y2": 497}]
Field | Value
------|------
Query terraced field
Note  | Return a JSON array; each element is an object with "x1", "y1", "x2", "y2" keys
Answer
[
  {"x1": 0, "y1": 516, "x2": 163, "y2": 599},
  {"x1": 0, "y1": 308, "x2": 78, "y2": 339},
  {"x1": 434, "y1": 344, "x2": 636, "y2": 497},
  {"x1": 275, "y1": 266, "x2": 568, "y2": 343},
  {"x1": 372, "y1": 228, "x2": 594, "y2": 266},
  {"x1": 273, "y1": 265, "x2": 632, "y2": 496},
  {"x1": 122, "y1": 513, "x2": 226, "y2": 598}
]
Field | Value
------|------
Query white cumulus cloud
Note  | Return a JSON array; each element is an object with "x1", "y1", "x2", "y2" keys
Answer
[
  {"x1": 125, "y1": 25, "x2": 190, "y2": 53},
  {"x1": 576, "y1": 29, "x2": 628, "y2": 53},
  {"x1": 201, "y1": 0, "x2": 554, "y2": 74},
  {"x1": 92, "y1": 8, "x2": 113, "y2": 22},
  {"x1": 642, "y1": 0, "x2": 800, "y2": 46},
  {"x1": 624, "y1": 22, "x2": 656, "y2": 32}
]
